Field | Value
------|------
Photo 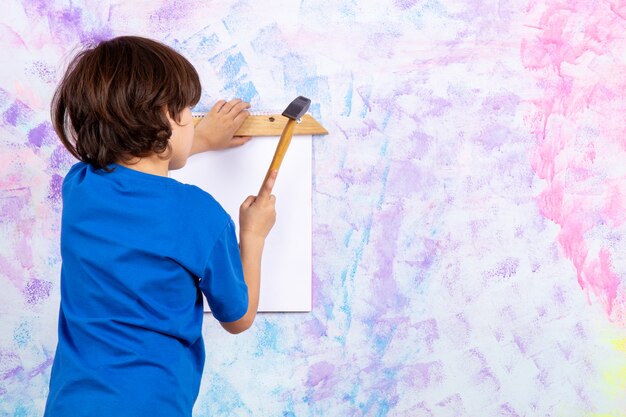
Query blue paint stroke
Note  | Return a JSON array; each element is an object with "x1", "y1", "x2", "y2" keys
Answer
[
  {"x1": 343, "y1": 229, "x2": 354, "y2": 247},
  {"x1": 377, "y1": 165, "x2": 390, "y2": 209},
  {"x1": 209, "y1": 48, "x2": 259, "y2": 102},
  {"x1": 254, "y1": 320, "x2": 279, "y2": 357},
  {"x1": 13, "y1": 321, "x2": 31, "y2": 349},
  {"x1": 235, "y1": 81, "x2": 258, "y2": 103},
  {"x1": 342, "y1": 74, "x2": 354, "y2": 117},
  {"x1": 220, "y1": 52, "x2": 246, "y2": 80},
  {"x1": 196, "y1": 371, "x2": 252, "y2": 416}
]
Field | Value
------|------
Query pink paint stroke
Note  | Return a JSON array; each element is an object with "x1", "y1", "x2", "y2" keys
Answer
[{"x1": 522, "y1": 0, "x2": 626, "y2": 324}]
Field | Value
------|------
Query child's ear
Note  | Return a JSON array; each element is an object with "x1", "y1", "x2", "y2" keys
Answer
[
  {"x1": 163, "y1": 105, "x2": 191, "y2": 126},
  {"x1": 163, "y1": 105, "x2": 181, "y2": 126},
  {"x1": 163, "y1": 105, "x2": 174, "y2": 122}
]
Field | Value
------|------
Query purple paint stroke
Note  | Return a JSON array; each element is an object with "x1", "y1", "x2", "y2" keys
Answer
[
  {"x1": 405, "y1": 238, "x2": 439, "y2": 275},
  {"x1": 311, "y1": 223, "x2": 335, "y2": 312},
  {"x1": 303, "y1": 316, "x2": 327, "y2": 338},
  {"x1": 404, "y1": 402, "x2": 434, "y2": 417},
  {"x1": 477, "y1": 367, "x2": 500, "y2": 389},
  {"x1": 15, "y1": 228, "x2": 34, "y2": 270},
  {"x1": 370, "y1": 202, "x2": 409, "y2": 312},
  {"x1": 1, "y1": 351, "x2": 23, "y2": 380},
  {"x1": 468, "y1": 349, "x2": 501, "y2": 391},
  {"x1": 386, "y1": 160, "x2": 436, "y2": 199},
  {"x1": 23, "y1": 1, "x2": 112, "y2": 45},
  {"x1": 306, "y1": 361, "x2": 335, "y2": 387},
  {"x1": 370, "y1": 315, "x2": 410, "y2": 355},
  {"x1": 536, "y1": 305, "x2": 547, "y2": 318},
  {"x1": 305, "y1": 361, "x2": 338, "y2": 402},
  {"x1": 513, "y1": 334, "x2": 528, "y2": 355},
  {"x1": 27, "y1": 122, "x2": 55, "y2": 148},
  {"x1": 335, "y1": 162, "x2": 375, "y2": 186},
  {"x1": 485, "y1": 257, "x2": 520, "y2": 281},
  {"x1": 574, "y1": 383, "x2": 594, "y2": 409},
  {"x1": 23, "y1": 278, "x2": 53, "y2": 305},
  {"x1": 435, "y1": 394, "x2": 466, "y2": 414},
  {"x1": 49, "y1": 145, "x2": 74, "y2": 170},
  {"x1": 30, "y1": 61, "x2": 57, "y2": 84},
  {"x1": 406, "y1": 130, "x2": 432, "y2": 160},
  {"x1": 476, "y1": 124, "x2": 515, "y2": 151},
  {"x1": 363, "y1": 32, "x2": 401, "y2": 60},
  {"x1": 394, "y1": 0, "x2": 418, "y2": 10},
  {"x1": 20, "y1": 0, "x2": 51, "y2": 17},
  {"x1": 53, "y1": 7, "x2": 80, "y2": 40},
  {"x1": 424, "y1": 96, "x2": 452, "y2": 117},
  {"x1": 411, "y1": 318, "x2": 439, "y2": 354},
  {"x1": 0, "y1": 255, "x2": 26, "y2": 291},
  {"x1": 450, "y1": 313, "x2": 471, "y2": 345},
  {"x1": 28, "y1": 357, "x2": 54, "y2": 379},
  {"x1": 402, "y1": 361, "x2": 444, "y2": 390},
  {"x1": 358, "y1": 364, "x2": 401, "y2": 405},
  {"x1": 499, "y1": 403, "x2": 522, "y2": 417},
  {"x1": 49, "y1": 174, "x2": 63, "y2": 202},
  {"x1": 2, "y1": 365, "x2": 24, "y2": 380},
  {"x1": 0, "y1": 186, "x2": 30, "y2": 220},
  {"x1": 535, "y1": 361, "x2": 549, "y2": 387},
  {"x1": 556, "y1": 341, "x2": 572, "y2": 360},
  {"x1": 0, "y1": 88, "x2": 9, "y2": 104},
  {"x1": 2, "y1": 100, "x2": 32, "y2": 126},
  {"x1": 493, "y1": 328, "x2": 504, "y2": 343},
  {"x1": 500, "y1": 305, "x2": 515, "y2": 322},
  {"x1": 150, "y1": 0, "x2": 193, "y2": 32},
  {"x1": 482, "y1": 92, "x2": 521, "y2": 116}
]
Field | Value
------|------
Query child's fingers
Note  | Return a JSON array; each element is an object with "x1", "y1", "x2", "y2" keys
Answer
[
  {"x1": 238, "y1": 101, "x2": 251, "y2": 111},
  {"x1": 241, "y1": 195, "x2": 256, "y2": 209},
  {"x1": 221, "y1": 98, "x2": 242, "y2": 114},
  {"x1": 211, "y1": 100, "x2": 227, "y2": 114},
  {"x1": 230, "y1": 136, "x2": 252, "y2": 147},
  {"x1": 230, "y1": 101, "x2": 251, "y2": 118},
  {"x1": 259, "y1": 170, "x2": 278, "y2": 199},
  {"x1": 233, "y1": 109, "x2": 250, "y2": 126}
]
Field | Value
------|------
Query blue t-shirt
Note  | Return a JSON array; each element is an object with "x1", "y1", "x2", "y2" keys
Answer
[{"x1": 44, "y1": 162, "x2": 249, "y2": 417}]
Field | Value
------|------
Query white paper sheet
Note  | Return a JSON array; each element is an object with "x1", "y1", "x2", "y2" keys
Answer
[{"x1": 169, "y1": 136, "x2": 312, "y2": 312}]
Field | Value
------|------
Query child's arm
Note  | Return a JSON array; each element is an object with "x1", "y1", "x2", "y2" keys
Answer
[
  {"x1": 219, "y1": 171, "x2": 277, "y2": 334},
  {"x1": 190, "y1": 99, "x2": 252, "y2": 155}
]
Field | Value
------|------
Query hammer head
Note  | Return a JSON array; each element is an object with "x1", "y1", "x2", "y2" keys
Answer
[{"x1": 282, "y1": 96, "x2": 311, "y2": 121}]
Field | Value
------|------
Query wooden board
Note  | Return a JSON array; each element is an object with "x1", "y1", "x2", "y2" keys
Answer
[{"x1": 192, "y1": 113, "x2": 328, "y2": 136}]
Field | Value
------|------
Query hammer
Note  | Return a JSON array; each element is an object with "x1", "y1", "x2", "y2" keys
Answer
[{"x1": 259, "y1": 96, "x2": 311, "y2": 195}]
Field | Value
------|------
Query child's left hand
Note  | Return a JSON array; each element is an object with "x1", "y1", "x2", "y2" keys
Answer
[{"x1": 191, "y1": 99, "x2": 252, "y2": 153}]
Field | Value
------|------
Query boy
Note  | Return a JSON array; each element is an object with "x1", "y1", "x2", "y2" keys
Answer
[{"x1": 43, "y1": 36, "x2": 276, "y2": 416}]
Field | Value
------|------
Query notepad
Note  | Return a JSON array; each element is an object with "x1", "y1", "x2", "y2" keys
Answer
[{"x1": 169, "y1": 135, "x2": 313, "y2": 312}]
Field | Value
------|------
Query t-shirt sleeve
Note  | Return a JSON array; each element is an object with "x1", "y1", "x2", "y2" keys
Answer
[{"x1": 199, "y1": 218, "x2": 249, "y2": 322}]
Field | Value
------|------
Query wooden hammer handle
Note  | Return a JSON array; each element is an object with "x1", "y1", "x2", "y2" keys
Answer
[{"x1": 259, "y1": 118, "x2": 297, "y2": 195}]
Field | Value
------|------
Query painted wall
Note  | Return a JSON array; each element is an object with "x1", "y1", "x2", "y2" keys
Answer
[{"x1": 1, "y1": 1, "x2": 625, "y2": 416}]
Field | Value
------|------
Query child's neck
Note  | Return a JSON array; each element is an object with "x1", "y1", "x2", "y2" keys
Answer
[{"x1": 116, "y1": 155, "x2": 170, "y2": 177}]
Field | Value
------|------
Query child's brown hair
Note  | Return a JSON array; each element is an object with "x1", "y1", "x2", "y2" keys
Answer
[{"x1": 51, "y1": 36, "x2": 201, "y2": 171}]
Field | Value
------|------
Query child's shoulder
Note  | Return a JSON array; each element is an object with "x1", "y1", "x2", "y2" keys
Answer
[
  {"x1": 176, "y1": 182, "x2": 231, "y2": 223},
  {"x1": 180, "y1": 182, "x2": 222, "y2": 208},
  {"x1": 64, "y1": 161, "x2": 88, "y2": 180}
]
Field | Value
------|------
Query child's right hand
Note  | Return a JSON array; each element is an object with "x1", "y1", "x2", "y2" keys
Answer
[
  {"x1": 194, "y1": 99, "x2": 252, "y2": 152},
  {"x1": 239, "y1": 170, "x2": 277, "y2": 240}
]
